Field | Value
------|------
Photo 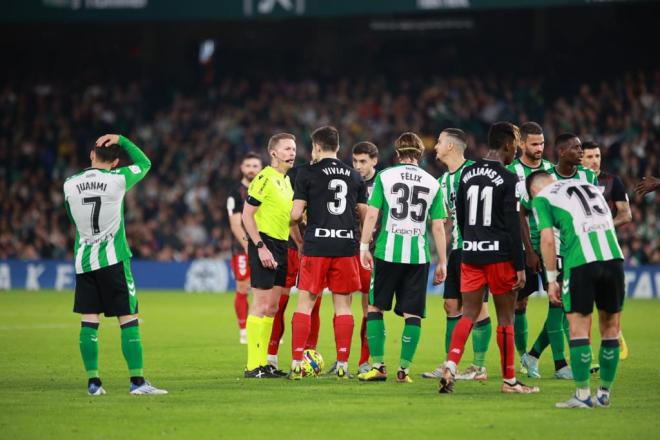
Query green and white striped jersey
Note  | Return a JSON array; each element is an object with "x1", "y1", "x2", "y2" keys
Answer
[
  {"x1": 533, "y1": 179, "x2": 623, "y2": 276},
  {"x1": 507, "y1": 158, "x2": 554, "y2": 252},
  {"x1": 63, "y1": 136, "x2": 151, "y2": 274},
  {"x1": 368, "y1": 164, "x2": 447, "y2": 264},
  {"x1": 549, "y1": 164, "x2": 598, "y2": 185},
  {"x1": 439, "y1": 159, "x2": 474, "y2": 251}
]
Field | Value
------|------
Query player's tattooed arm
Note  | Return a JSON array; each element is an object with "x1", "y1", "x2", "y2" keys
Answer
[
  {"x1": 359, "y1": 206, "x2": 380, "y2": 270},
  {"x1": 539, "y1": 227, "x2": 561, "y2": 306},
  {"x1": 291, "y1": 199, "x2": 307, "y2": 223},
  {"x1": 613, "y1": 201, "x2": 632, "y2": 228},
  {"x1": 519, "y1": 205, "x2": 540, "y2": 272},
  {"x1": 431, "y1": 219, "x2": 447, "y2": 285}
]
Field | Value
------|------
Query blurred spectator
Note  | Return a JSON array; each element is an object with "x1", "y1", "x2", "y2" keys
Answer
[{"x1": 0, "y1": 71, "x2": 658, "y2": 262}]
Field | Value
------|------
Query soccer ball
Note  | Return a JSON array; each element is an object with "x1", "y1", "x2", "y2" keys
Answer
[{"x1": 301, "y1": 349, "x2": 324, "y2": 377}]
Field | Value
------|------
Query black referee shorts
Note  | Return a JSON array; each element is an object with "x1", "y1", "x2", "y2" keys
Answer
[
  {"x1": 248, "y1": 233, "x2": 288, "y2": 290},
  {"x1": 369, "y1": 258, "x2": 429, "y2": 318}
]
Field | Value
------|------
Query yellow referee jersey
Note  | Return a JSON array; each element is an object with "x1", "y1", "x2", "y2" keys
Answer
[{"x1": 247, "y1": 166, "x2": 293, "y2": 241}]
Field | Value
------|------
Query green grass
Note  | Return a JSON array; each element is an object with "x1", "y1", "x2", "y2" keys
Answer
[{"x1": 0, "y1": 291, "x2": 658, "y2": 439}]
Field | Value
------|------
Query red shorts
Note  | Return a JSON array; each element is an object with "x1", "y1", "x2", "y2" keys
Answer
[
  {"x1": 356, "y1": 255, "x2": 372, "y2": 294},
  {"x1": 298, "y1": 255, "x2": 361, "y2": 295},
  {"x1": 460, "y1": 261, "x2": 516, "y2": 295},
  {"x1": 231, "y1": 253, "x2": 250, "y2": 282},
  {"x1": 285, "y1": 248, "x2": 300, "y2": 289}
]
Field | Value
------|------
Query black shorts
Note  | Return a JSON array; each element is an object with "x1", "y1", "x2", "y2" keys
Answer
[
  {"x1": 369, "y1": 258, "x2": 429, "y2": 318},
  {"x1": 518, "y1": 253, "x2": 546, "y2": 300},
  {"x1": 73, "y1": 260, "x2": 138, "y2": 317},
  {"x1": 248, "y1": 233, "x2": 288, "y2": 289},
  {"x1": 563, "y1": 259, "x2": 625, "y2": 315},
  {"x1": 444, "y1": 249, "x2": 488, "y2": 303}
]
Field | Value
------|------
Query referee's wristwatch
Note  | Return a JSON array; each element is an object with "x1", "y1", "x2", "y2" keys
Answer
[{"x1": 256, "y1": 240, "x2": 265, "y2": 249}]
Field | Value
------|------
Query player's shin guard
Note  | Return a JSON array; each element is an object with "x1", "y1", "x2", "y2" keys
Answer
[
  {"x1": 120, "y1": 319, "x2": 144, "y2": 378},
  {"x1": 514, "y1": 309, "x2": 528, "y2": 356},
  {"x1": 496, "y1": 325, "x2": 515, "y2": 380},
  {"x1": 259, "y1": 316, "x2": 274, "y2": 367},
  {"x1": 80, "y1": 322, "x2": 100, "y2": 378},
  {"x1": 246, "y1": 315, "x2": 263, "y2": 370},
  {"x1": 334, "y1": 314, "x2": 354, "y2": 363},
  {"x1": 447, "y1": 317, "x2": 474, "y2": 365},
  {"x1": 547, "y1": 306, "x2": 568, "y2": 368},
  {"x1": 569, "y1": 338, "x2": 592, "y2": 390},
  {"x1": 472, "y1": 317, "x2": 492, "y2": 368},
  {"x1": 268, "y1": 294, "x2": 289, "y2": 356},
  {"x1": 366, "y1": 312, "x2": 385, "y2": 364},
  {"x1": 599, "y1": 338, "x2": 620, "y2": 390},
  {"x1": 359, "y1": 316, "x2": 370, "y2": 366},
  {"x1": 291, "y1": 312, "x2": 311, "y2": 362},
  {"x1": 400, "y1": 317, "x2": 421, "y2": 369},
  {"x1": 445, "y1": 315, "x2": 462, "y2": 354},
  {"x1": 305, "y1": 295, "x2": 322, "y2": 350},
  {"x1": 234, "y1": 292, "x2": 249, "y2": 330}
]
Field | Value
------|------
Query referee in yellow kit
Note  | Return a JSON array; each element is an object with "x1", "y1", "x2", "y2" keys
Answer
[{"x1": 242, "y1": 133, "x2": 297, "y2": 378}]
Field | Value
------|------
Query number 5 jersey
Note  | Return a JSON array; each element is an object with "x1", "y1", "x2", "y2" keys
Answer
[{"x1": 368, "y1": 163, "x2": 447, "y2": 264}]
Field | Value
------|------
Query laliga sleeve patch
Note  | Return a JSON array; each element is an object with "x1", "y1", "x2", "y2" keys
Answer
[{"x1": 128, "y1": 165, "x2": 141, "y2": 174}]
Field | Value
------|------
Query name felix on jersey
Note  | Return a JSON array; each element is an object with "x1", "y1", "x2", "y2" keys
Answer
[
  {"x1": 76, "y1": 181, "x2": 107, "y2": 194},
  {"x1": 400, "y1": 172, "x2": 422, "y2": 182},
  {"x1": 462, "y1": 167, "x2": 504, "y2": 186}
]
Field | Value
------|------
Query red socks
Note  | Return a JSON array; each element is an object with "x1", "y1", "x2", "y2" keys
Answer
[
  {"x1": 359, "y1": 316, "x2": 370, "y2": 365},
  {"x1": 234, "y1": 292, "x2": 248, "y2": 329},
  {"x1": 447, "y1": 317, "x2": 474, "y2": 365},
  {"x1": 497, "y1": 325, "x2": 515, "y2": 380},
  {"x1": 305, "y1": 295, "x2": 322, "y2": 350},
  {"x1": 334, "y1": 314, "x2": 354, "y2": 362},
  {"x1": 291, "y1": 312, "x2": 311, "y2": 362},
  {"x1": 268, "y1": 294, "x2": 290, "y2": 356}
]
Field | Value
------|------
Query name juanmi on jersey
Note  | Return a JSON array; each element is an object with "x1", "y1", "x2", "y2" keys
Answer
[{"x1": 76, "y1": 181, "x2": 107, "y2": 194}]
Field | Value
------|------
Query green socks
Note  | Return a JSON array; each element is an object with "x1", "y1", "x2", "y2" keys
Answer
[
  {"x1": 562, "y1": 314, "x2": 571, "y2": 344},
  {"x1": 400, "y1": 317, "x2": 421, "y2": 369},
  {"x1": 530, "y1": 321, "x2": 549, "y2": 357},
  {"x1": 472, "y1": 317, "x2": 492, "y2": 368},
  {"x1": 445, "y1": 315, "x2": 461, "y2": 354},
  {"x1": 367, "y1": 312, "x2": 385, "y2": 364},
  {"x1": 80, "y1": 322, "x2": 100, "y2": 379},
  {"x1": 599, "y1": 338, "x2": 621, "y2": 390},
  {"x1": 547, "y1": 306, "x2": 567, "y2": 362},
  {"x1": 569, "y1": 338, "x2": 592, "y2": 389},
  {"x1": 121, "y1": 319, "x2": 144, "y2": 377},
  {"x1": 514, "y1": 310, "x2": 528, "y2": 356}
]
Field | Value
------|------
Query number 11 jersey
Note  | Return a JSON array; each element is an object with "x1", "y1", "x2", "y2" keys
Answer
[
  {"x1": 294, "y1": 158, "x2": 368, "y2": 257},
  {"x1": 369, "y1": 164, "x2": 446, "y2": 264}
]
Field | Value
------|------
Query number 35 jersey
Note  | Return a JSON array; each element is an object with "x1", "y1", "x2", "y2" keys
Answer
[
  {"x1": 368, "y1": 164, "x2": 446, "y2": 264},
  {"x1": 294, "y1": 158, "x2": 368, "y2": 257}
]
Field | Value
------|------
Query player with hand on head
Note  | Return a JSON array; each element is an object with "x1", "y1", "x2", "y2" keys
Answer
[
  {"x1": 582, "y1": 140, "x2": 632, "y2": 360},
  {"x1": 288, "y1": 126, "x2": 368, "y2": 380},
  {"x1": 242, "y1": 133, "x2": 297, "y2": 378},
  {"x1": 64, "y1": 133, "x2": 166, "y2": 395},
  {"x1": 439, "y1": 122, "x2": 539, "y2": 395},
  {"x1": 358, "y1": 132, "x2": 448, "y2": 384},
  {"x1": 227, "y1": 152, "x2": 263, "y2": 345},
  {"x1": 527, "y1": 171, "x2": 625, "y2": 408},
  {"x1": 422, "y1": 128, "x2": 492, "y2": 381}
]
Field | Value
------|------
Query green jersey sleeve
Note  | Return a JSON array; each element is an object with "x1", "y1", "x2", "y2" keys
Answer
[
  {"x1": 368, "y1": 173, "x2": 384, "y2": 209},
  {"x1": 113, "y1": 135, "x2": 151, "y2": 190},
  {"x1": 532, "y1": 196, "x2": 554, "y2": 230},
  {"x1": 429, "y1": 187, "x2": 447, "y2": 220}
]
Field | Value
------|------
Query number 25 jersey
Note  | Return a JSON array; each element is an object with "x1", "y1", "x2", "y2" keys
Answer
[
  {"x1": 369, "y1": 164, "x2": 446, "y2": 264},
  {"x1": 294, "y1": 158, "x2": 368, "y2": 257}
]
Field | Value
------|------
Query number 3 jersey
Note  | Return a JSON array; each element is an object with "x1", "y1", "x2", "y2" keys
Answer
[
  {"x1": 294, "y1": 158, "x2": 368, "y2": 257},
  {"x1": 532, "y1": 180, "x2": 623, "y2": 274},
  {"x1": 456, "y1": 159, "x2": 524, "y2": 271},
  {"x1": 63, "y1": 136, "x2": 151, "y2": 274},
  {"x1": 369, "y1": 164, "x2": 446, "y2": 264}
]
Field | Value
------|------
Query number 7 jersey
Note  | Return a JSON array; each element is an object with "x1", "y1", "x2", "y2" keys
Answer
[
  {"x1": 63, "y1": 136, "x2": 151, "y2": 274},
  {"x1": 368, "y1": 164, "x2": 446, "y2": 264}
]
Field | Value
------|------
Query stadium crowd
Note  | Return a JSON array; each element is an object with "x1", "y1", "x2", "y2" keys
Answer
[{"x1": 0, "y1": 71, "x2": 658, "y2": 264}]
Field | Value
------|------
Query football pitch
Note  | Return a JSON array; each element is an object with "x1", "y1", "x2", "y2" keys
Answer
[{"x1": 1, "y1": 291, "x2": 658, "y2": 439}]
